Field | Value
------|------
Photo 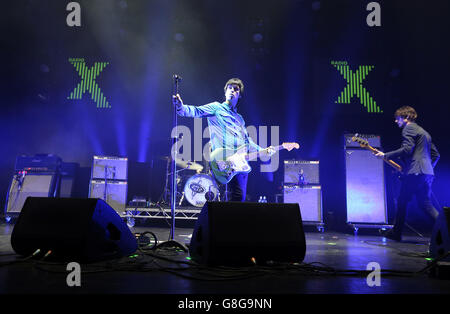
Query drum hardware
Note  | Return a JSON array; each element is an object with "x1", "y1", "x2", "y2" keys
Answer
[
  {"x1": 175, "y1": 158, "x2": 204, "y2": 173},
  {"x1": 162, "y1": 159, "x2": 196, "y2": 204},
  {"x1": 161, "y1": 154, "x2": 224, "y2": 207},
  {"x1": 178, "y1": 192, "x2": 185, "y2": 206}
]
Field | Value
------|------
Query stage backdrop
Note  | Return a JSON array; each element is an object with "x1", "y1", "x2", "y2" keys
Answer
[{"x1": 1, "y1": 0, "x2": 449, "y2": 232}]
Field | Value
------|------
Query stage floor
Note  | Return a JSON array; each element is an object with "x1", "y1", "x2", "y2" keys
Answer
[{"x1": 1, "y1": 220, "x2": 450, "y2": 298}]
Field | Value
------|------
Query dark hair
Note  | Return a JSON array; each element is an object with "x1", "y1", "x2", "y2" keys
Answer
[
  {"x1": 224, "y1": 78, "x2": 244, "y2": 95},
  {"x1": 394, "y1": 106, "x2": 417, "y2": 122}
]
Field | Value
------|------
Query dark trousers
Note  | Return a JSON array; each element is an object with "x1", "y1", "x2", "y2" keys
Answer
[
  {"x1": 226, "y1": 173, "x2": 248, "y2": 202},
  {"x1": 392, "y1": 174, "x2": 439, "y2": 236}
]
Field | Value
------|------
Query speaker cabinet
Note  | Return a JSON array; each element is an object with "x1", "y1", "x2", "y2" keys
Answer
[
  {"x1": 283, "y1": 185, "x2": 322, "y2": 222},
  {"x1": 11, "y1": 197, "x2": 137, "y2": 262},
  {"x1": 59, "y1": 162, "x2": 79, "y2": 198},
  {"x1": 6, "y1": 173, "x2": 58, "y2": 214},
  {"x1": 284, "y1": 160, "x2": 320, "y2": 185},
  {"x1": 189, "y1": 202, "x2": 306, "y2": 266},
  {"x1": 89, "y1": 180, "x2": 127, "y2": 213},
  {"x1": 91, "y1": 156, "x2": 128, "y2": 181},
  {"x1": 430, "y1": 207, "x2": 450, "y2": 260},
  {"x1": 345, "y1": 148, "x2": 387, "y2": 224}
]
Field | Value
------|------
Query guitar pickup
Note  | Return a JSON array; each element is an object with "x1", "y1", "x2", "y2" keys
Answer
[{"x1": 216, "y1": 161, "x2": 228, "y2": 171}]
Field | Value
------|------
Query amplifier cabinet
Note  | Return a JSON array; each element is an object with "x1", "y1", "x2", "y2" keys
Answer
[
  {"x1": 89, "y1": 180, "x2": 127, "y2": 213},
  {"x1": 91, "y1": 156, "x2": 128, "y2": 181},
  {"x1": 284, "y1": 160, "x2": 320, "y2": 185},
  {"x1": 283, "y1": 185, "x2": 323, "y2": 223},
  {"x1": 59, "y1": 162, "x2": 79, "y2": 198},
  {"x1": 15, "y1": 154, "x2": 62, "y2": 172},
  {"x1": 6, "y1": 173, "x2": 58, "y2": 214},
  {"x1": 345, "y1": 149, "x2": 387, "y2": 224}
]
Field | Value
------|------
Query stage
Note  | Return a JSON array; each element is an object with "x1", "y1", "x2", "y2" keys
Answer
[{"x1": 1, "y1": 220, "x2": 449, "y2": 298}]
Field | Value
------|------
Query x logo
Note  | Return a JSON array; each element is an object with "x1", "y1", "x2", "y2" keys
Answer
[
  {"x1": 67, "y1": 59, "x2": 110, "y2": 108},
  {"x1": 332, "y1": 62, "x2": 382, "y2": 113}
]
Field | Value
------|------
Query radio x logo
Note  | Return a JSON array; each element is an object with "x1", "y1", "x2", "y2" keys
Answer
[
  {"x1": 67, "y1": 58, "x2": 111, "y2": 108},
  {"x1": 331, "y1": 61, "x2": 382, "y2": 113}
]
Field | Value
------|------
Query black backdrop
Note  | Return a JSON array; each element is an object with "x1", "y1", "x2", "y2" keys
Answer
[{"x1": 1, "y1": 0, "x2": 449, "y2": 233}]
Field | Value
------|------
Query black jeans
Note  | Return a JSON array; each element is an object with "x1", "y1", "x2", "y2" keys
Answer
[
  {"x1": 392, "y1": 174, "x2": 439, "y2": 236},
  {"x1": 226, "y1": 173, "x2": 248, "y2": 202}
]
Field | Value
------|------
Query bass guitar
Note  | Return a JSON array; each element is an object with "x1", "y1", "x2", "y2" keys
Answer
[
  {"x1": 351, "y1": 135, "x2": 402, "y2": 173},
  {"x1": 210, "y1": 142, "x2": 300, "y2": 184}
]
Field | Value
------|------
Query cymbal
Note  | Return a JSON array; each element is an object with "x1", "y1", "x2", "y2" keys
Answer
[{"x1": 176, "y1": 158, "x2": 204, "y2": 171}]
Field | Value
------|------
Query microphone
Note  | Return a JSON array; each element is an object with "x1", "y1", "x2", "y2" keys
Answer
[{"x1": 173, "y1": 74, "x2": 182, "y2": 81}]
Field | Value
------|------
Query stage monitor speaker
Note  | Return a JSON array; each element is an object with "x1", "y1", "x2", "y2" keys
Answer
[
  {"x1": 6, "y1": 173, "x2": 58, "y2": 214},
  {"x1": 283, "y1": 185, "x2": 322, "y2": 223},
  {"x1": 11, "y1": 197, "x2": 137, "y2": 263},
  {"x1": 430, "y1": 207, "x2": 450, "y2": 261},
  {"x1": 189, "y1": 202, "x2": 306, "y2": 266}
]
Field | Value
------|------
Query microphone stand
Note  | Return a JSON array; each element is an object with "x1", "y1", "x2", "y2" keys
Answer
[
  {"x1": 157, "y1": 74, "x2": 187, "y2": 252},
  {"x1": 170, "y1": 74, "x2": 180, "y2": 241}
]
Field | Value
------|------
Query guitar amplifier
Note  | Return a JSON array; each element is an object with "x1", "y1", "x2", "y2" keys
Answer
[
  {"x1": 15, "y1": 154, "x2": 62, "y2": 173},
  {"x1": 344, "y1": 134, "x2": 381, "y2": 149},
  {"x1": 283, "y1": 185, "x2": 323, "y2": 223},
  {"x1": 59, "y1": 162, "x2": 79, "y2": 198},
  {"x1": 91, "y1": 156, "x2": 128, "y2": 181},
  {"x1": 284, "y1": 160, "x2": 320, "y2": 185},
  {"x1": 345, "y1": 148, "x2": 387, "y2": 224},
  {"x1": 5, "y1": 173, "x2": 59, "y2": 214},
  {"x1": 89, "y1": 180, "x2": 127, "y2": 213}
]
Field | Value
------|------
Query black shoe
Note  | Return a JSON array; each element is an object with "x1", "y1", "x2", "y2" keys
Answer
[{"x1": 379, "y1": 229, "x2": 402, "y2": 242}]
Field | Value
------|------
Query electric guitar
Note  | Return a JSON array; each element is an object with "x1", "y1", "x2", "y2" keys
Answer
[
  {"x1": 210, "y1": 142, "x2": 300, "y2": 184},
  {"x1": 351, "y1": 135, "x2": 402, "y2": 173}
]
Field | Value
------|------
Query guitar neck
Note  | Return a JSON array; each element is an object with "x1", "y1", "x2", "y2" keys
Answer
[
  {"x1": 246, "y1": 145, "x2": 283, "y2": 161},
  {"x1": 364, "y1": 145, "x2": 402, "y2": 172}
]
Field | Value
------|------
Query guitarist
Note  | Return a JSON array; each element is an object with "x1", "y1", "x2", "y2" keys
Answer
[
  {"x1": 375, "y1": 106, "x2": 440, "y2": 241},
  {"x1": 172, "y1": 78, "x2": 275, "y2": 202}
]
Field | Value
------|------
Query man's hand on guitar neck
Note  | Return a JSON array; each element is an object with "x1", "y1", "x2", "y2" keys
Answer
[
  {"x1": 375, "y1": 151, "x2": 385, "y2": 159},
  {"x1": 267, "y1": 146, "x2": 276, "y2": 156},
  {"x1": 260, "y1": 146, "x2": 276, "y2": 157}
]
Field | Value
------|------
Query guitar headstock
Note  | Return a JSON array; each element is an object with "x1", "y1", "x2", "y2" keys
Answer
[
  {"x1": 351, "y1": 134, "x2": 369, "y2": 147},
  {"x1": 282, "y1": 142, "x2": 300, "y2": 151}
]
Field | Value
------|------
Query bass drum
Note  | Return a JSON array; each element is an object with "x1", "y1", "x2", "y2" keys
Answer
[{"x1": 183, "y1": 174, "x2": 220, "y2": 207}]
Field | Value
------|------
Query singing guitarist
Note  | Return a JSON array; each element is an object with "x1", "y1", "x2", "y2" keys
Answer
[
  {"x1": 172, "y1": 78, "x2": 276, "y2": 202},
  {"x1": 375, "y1": 106, "x2": 440, "y2": 241}
]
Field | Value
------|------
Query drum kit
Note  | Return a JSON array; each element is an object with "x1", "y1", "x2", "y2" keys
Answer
[{"x1": 163, "y1": 156, "x2": 225, "y2": 207}]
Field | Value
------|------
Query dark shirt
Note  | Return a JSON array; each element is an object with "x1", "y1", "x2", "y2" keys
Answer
[{"x1": 384, "y1": 122, "x2": 440, "y2": 175}]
